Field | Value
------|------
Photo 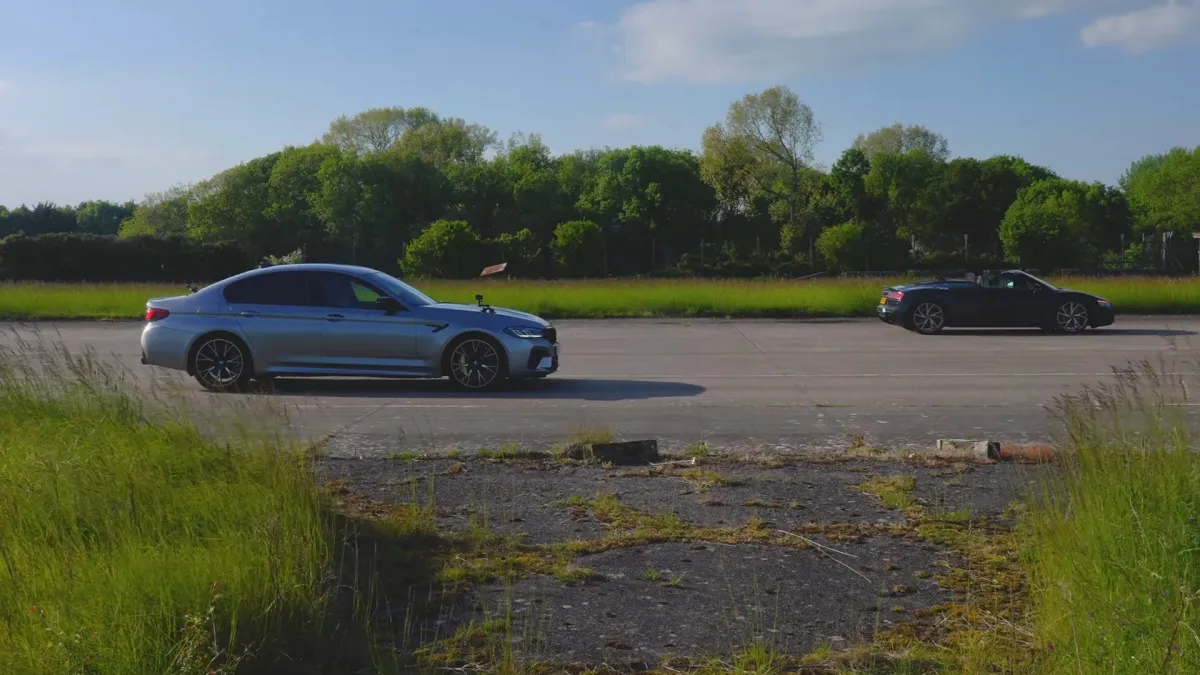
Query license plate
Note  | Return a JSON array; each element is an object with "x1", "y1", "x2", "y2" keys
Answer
[
  {"x1": 553, "y1": 344, "x2": 559, "y2": 357},
  {"x1": 879, "y1": 297, "x2": 886, "y2": 305}
]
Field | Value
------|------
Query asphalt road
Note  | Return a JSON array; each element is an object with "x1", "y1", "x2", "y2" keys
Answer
[{"x1": 3, "y1": 317, "x2": 1197, "y2": 456}]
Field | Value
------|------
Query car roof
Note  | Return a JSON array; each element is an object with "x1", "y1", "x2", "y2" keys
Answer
[
  {"x1": 205, "y1": 263, "x2": 384, "y2": 290},
  {"x1": 241, "y1": 263, "x2": 381, "y2": 277}
]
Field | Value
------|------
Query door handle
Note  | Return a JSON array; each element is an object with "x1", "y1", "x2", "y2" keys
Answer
[
  {"x1": 239, "y1": 310, "x2": 260, "y2": 317},
  {"x1": 325, "y1": 314, "x2": 345, "y2": 322}
]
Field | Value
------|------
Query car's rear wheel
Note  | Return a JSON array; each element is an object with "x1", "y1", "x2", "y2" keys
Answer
[
  {"x1": 190, "y1": 334, "x2": 252, "y2": 392},
  {"x1": 909, "y1": 302, "x2": 945, "y2": 335},
  {"x1": 1055, "y1": 301, "x2": 1089, "y2": 334},
  {"x1": 446, "y1": 335, "x2": 507, "y2": 391}
]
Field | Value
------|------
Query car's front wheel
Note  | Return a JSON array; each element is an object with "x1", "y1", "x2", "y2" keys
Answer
[
  {"x1": 190, "y1": 334, "x2": 252, "y2": 392},
  {"x1": 446, "y1": 335, "x2": 507, "y2": 391},
  {"x1": 1055, "y1": 301, "x2": 1089, "y2": 334},
  {"x1": 908, "y1": 302, "x2": 946, "y2": 335}
]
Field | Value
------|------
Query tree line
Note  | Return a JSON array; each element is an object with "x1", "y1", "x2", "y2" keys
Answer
[{"x1": 3, "y1": 87, "x2": 1199, "y2": 281}]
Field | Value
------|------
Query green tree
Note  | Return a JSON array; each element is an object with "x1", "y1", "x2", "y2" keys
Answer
[
  {"x1": 118, "y1": 185, "x2": 193, "y2": 238},
  {"x1": 394, "y1": 118, "x2": 497, "y2": 168},
  {"x1": 700, "y1": 85, "x2": 822, "y2": 236},
  {"x1": 816, "y1": 220, "x2": 867, "y2": 271},
  {"x1": 552, "y1": 220, "x2": 605, "y2": 277},
  {"x1": 927, "y1": 155, "x2": 1057, "y2": 262},
  {"x1": 72, "y1": 200, "x2": 135, "y2": 235},
  {"x1": 265, "y1": 143, "x2": 344, "y2": 255},
  {"x1": 578, "y1": 146, "x2": 716, "y2": 272},
  {"x1": 186, "y1": 153, "x2": 282, "y2": 255},
  {"x1": 400, "y1": 219, "x2": 485, "y2": 278},
  {"x1": 1121, "y1": 146, "x2": 1200, "y2": 237},
  {"x1": 853, "y1": 124, "x2": 950, "y2": 162},
  {"x1": 1000, "y1": 178, "x2": 1129, "y2": 270},
  {"x1": 494, "y1": 228, "x2": 543, "y2": 276},
  {"x1": 863, "y1": 149, "x2": 945, "y2": 266},
  {"x1": 321, "y1": 106, "x2": 439, "y2": 155},
  {"x1": 312, "y1": 153, "x2": 370, "y2": 262}
]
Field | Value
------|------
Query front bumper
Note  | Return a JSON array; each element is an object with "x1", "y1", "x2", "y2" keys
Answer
[
  {"x1": 526, "y1": 343, "x2": 559, "y2": 374},
  {"x1": 502, "y1": 337, "x2": 560, "y2": 377},
  {"x1": 1092, "y1": 305, "x2": 1116, "y2": 328}
]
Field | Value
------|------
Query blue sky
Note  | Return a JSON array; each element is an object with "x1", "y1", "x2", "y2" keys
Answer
[{"x1": 1, "y1": 0, "x2": 1198, "y2": 207}]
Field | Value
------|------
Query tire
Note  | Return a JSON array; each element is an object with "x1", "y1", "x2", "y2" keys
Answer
[
  {"x1": 908, "y1": 302, "x2": 946, "y2": 335},
  {"x1": 190, "y1": 334, "x2": 253, "y2": 393},
  {"x1": 445, "y1": 335, "x2": 508, "y2": 391},
  {"x1": 1054, "y1": 301, "x2": 1089, "y2": 334}
]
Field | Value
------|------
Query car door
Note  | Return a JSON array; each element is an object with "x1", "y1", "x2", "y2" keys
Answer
[
  {"x1": 945, "y1": 283, "x2": 989, "y2": 326},
  {"x1": 223, "y1": 270, "x2": 326, "y2": 371},
  {"x1": 312, "y1": 271, "x2": 426, "y2": 374},
  {"x1": 987, "y1": 272, "x2": 1039, "y2": 326}
]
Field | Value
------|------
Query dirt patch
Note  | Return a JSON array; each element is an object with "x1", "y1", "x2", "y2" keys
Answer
[
  {"x1": 319, "y1": 454, "x2": 1055, "y2": 668},
  {"x1": 477, "y1": 537, "x2": 951, "y2": 667}
]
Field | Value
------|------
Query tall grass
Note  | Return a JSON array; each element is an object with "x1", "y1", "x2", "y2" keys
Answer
[
  {"x1": 1024, "y1": 353, "x2": 1200, "y2": 673},
  {"x1": 6, "y1": 275, "x2": 1200, "y2": 320},
  {"x1": 0, "y1": 337, "x2": 339, "y2": 674}
]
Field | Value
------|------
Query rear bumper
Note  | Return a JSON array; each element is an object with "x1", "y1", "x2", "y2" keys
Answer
[
  {"x1": 876, "y1": 304, "x2": 904, "y2": 325},
  {"x1": 141, "y1": 323, "x2": 192, "y2": 372}
]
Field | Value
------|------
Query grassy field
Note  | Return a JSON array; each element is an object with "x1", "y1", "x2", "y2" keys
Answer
[
  {"x1": 1022, "y1": 361, "x2": 1200, "y2": 673},
  {"x1": 0, "y1": 342, "x2": 382, "y2": 674},
  {"x1": 3, "y1": 275, "x2": 1200, "y2": 320}
]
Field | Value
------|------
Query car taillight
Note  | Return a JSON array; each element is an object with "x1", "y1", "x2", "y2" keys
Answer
[
  {"x1": 145, "y1": 307, "x2": 169, "y2": 322},
  {"x1": 886, "y1": 291, "x2": 904, "y2": 301}
]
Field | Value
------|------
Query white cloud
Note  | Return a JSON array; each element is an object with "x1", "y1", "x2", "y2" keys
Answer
[
  {"x1": 1081, "y1": 1, "x2": 1200, "y2": 52},
  {"x1": 604, "y1": 0, "x2": 1176, "y2": 83},
  {"x1": 601, "y1": 113, "x2": 646, "y2": 129}
]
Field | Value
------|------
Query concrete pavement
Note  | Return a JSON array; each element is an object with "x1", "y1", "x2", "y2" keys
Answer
[{"x1": 3, "y1": 317, "x2": 1197, "y2": 456}]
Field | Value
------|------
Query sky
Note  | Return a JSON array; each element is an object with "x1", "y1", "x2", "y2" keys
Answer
[{"x1": 1, "y1": 0, "x2": 1198, "y2": 207}]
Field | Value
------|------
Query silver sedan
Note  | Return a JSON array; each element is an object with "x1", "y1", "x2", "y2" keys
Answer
[{"x1": 140, "y1": 263, "x2": 559, "y2": 392}]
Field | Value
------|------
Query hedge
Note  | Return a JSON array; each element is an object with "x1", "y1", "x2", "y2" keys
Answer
[{"x1": 0, "y1": 233, "x2": 255, "y2": 283}]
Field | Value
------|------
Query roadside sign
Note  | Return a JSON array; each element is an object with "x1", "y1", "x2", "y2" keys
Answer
[
  {"x1": 480, "y1": 262, "x2": 508, "y2": 277},
  {"x1": 1193, "y1": 232, "x2": 1200, "y2": 239}
]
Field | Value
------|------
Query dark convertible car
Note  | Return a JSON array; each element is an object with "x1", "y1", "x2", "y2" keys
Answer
[{"x1": 876, "y1": 269, "x2": 1115, "y2": 335}]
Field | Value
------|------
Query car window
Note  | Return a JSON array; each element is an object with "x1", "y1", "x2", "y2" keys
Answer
[
  {"x1": 366, "y1": 272, "x2": 436, "y2": 307},
  {"x1": 223, "y1": 271, "x2": 313, "y2": 306},
  {"x1": 998, "y1": 273, "x2": 1036, "y2": 290},
  {"x1": 314, "y1": 272, "x2": 389, "y2": 310}
]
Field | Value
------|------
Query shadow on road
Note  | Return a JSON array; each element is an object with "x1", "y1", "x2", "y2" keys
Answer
[
  {"x1": 936, "y1": 328, "x2": 1197, "y2": 337},
  {"x1": 255, "y1": 377, "x2": 705, "y2": 402}
]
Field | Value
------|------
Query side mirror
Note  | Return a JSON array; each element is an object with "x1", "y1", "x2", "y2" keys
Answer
[{"x1": 374, "y1": 296, "x2": 403, "y2": 314}]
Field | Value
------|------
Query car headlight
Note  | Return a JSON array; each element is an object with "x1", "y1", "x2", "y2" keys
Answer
[{"x1": 504, "y1": 326, "x2": 545, "y2": 339}]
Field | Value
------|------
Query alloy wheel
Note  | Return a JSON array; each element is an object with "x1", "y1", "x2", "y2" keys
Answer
[
  {"x1": 450, "y1": 339, "x2": 501, "y2": 389},
  {"x1": 195, "y1": 338, "x2": 245, "y2": 389},
  {"x1": 1056, "y1": 302, "x2": 1088, "y2": 333},
  {"x1": 912, "y1": 303, "x2": 945, "y2": 334}
]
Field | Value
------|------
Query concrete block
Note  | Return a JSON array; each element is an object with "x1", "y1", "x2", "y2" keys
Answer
[
  {"x1": 565, "y1": 439, "x2": 659, "y2": 465},
  {"x1": 934, "y1": 439, "x2": 998, "y2": 460}
]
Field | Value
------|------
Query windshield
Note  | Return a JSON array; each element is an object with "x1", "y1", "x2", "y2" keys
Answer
[
  {"x1": 1018, "y1": 271, "x2": 1058, "y2": 290},
  {"x1": 367, "y1": 272, "x2": 437, "y2": 307}
]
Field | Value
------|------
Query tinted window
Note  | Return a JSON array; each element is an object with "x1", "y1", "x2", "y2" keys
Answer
[
  {"x1": 223, "y1": 271, "x2": 314, "y2": 306},
  {"x1": 1000, "y1": 273, "x2": 1036, "y2": 290},
  {"x1": 314, "y1": 272, "x2": 390, "y2": 310}
]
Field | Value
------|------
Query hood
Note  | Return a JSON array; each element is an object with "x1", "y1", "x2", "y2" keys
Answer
[{"x1": 426, "y1": 302, "x2": 549, "y2": 326}]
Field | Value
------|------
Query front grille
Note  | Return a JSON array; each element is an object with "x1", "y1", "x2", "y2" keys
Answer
[{"x1": 544, "y1": 327, "x2": 557, "y2": 344}]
